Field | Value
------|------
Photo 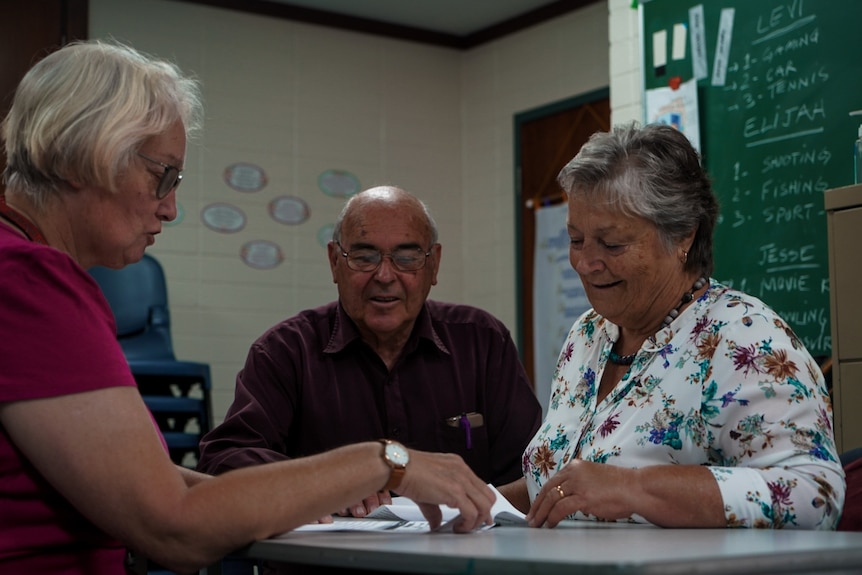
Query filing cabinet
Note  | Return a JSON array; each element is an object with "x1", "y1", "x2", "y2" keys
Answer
[{"x1": 825, "y1": 183, "x2": 862, "y2": 453}]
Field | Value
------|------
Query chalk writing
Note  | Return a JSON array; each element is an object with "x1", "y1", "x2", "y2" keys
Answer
[
  {"x1": 761, "y1": 147, "x2": 831, "y2": 172},
  {"x1": 760, "y1": 27, "x2": 819, "y2": 61},
  {"x1": 641, "y1": 0, "x2": 862, "y2": 356},
  {"x1": 781, "y1": 306, "x2": 828, "y2": 329},
  {"x1": 757, "y1": 243, "x2": 817, "y2": 267},
  {"x1": 759, "y1": 176, "x2": 829, "y2": 200},
  {"x1": 765, "y1": 65, "x2": 828, "y2": 99},
  {"x1": 762, "y1": 202, "x2": 817, "y2": 223},
  {"x1": 743, "y1": 99, "x2": 826, "y2": 139},
  {"x1": 759, "y1": 273, "x2": 812, "y2": 296}
]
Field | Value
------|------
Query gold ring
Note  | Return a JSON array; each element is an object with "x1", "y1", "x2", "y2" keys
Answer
[{"x1": 555, "y1": 485, "x2": 565, "y2": 499}]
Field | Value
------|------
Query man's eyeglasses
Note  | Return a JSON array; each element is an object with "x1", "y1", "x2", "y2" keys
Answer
[
  {"x1": 336, "y1": 242, "x2": 432, "y2": 272},
  {"x1": 137, "y1": 152, "x2": 183, "y2": 199}
]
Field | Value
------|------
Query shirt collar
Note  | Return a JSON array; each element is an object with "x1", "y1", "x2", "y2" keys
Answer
[{"x1": 324, "y1": 301, "x2": 450, "y2": 356}]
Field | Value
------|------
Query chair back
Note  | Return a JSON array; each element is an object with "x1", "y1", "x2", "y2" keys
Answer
[
  {"x1": 89, "y1": 254, "x2": 176, "y2": 361},
  {"x1": 90, "y1": 254, "x2": 213, "y2": 468}
]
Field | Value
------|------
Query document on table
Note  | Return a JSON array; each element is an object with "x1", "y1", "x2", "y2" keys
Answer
[
  {"x1": 293, "y1": 484, "x2": 527, "y2": 533},
  {"x1": 293, "y1": 518, "x2": 432, "y2": 532}
]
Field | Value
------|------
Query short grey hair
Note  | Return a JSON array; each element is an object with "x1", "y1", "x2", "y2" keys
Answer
[
  {"x1": 2, "y1": 39, "x2": 203, "y2": 207},
  {"x1": 557, "y1": 122, "x2": 719, "y2": 277}
]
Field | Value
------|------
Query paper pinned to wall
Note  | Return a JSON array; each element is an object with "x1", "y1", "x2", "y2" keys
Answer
[
  {"x1": 710, "y1": 7, "x2": 735, "y2": 86},
  {"x1": 689, "y1": 4, "x2": 708, "y2": 80},
  {"x1": 652, "y1": 29, "x2": 668, "y2": 75},
  {"x1": 672, "y1": 23, "x2": 687, "y2": 60},
  {"x1": 532, "y1": 203, "x2": 590, "y2": 416},
  {"x1": 645, "y1": 77, "x2": 702, "y2": 154}
]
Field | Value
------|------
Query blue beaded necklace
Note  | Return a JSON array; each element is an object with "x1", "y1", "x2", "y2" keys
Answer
[{"x1": 608, "y1": 277, "x2": 707, "y2": 366}]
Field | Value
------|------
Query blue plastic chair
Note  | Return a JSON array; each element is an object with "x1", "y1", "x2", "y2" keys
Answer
[
  {"x1": 92, "y1": 258, "x2": 250, "y2": 575},
  {"x1": 89, "y1": 254, "x2": 212, "y2": 467}
]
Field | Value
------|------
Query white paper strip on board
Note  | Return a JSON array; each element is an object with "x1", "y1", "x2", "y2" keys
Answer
[
  {"x1": 689, "y1": 4, "x2": 708, "y2": 80},
  {"x1": 711, "y1": 8, "x2": 735, "y2": 86}
]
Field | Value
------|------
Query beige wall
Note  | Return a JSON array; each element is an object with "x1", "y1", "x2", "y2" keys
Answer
[
  {"x1": 90, "y1": 0, "x2": 641, "y2": 423},
  {"x1": 609, "y1": 0, "x2": 644, "y2": 125},
  {"x1": 460, "y1": 2, "x2": 610, "y2": 322}
]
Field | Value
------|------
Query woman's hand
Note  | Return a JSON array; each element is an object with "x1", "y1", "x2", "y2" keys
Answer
[
  {"x1": 526, "y1": 460, "x2": 638, "y2": 527},
  {"x1": 395, "y1": 450, "x2": 495, "y2": 533},
  {"x1": 526, "y1": 460, "x2": 725, "y2": 528}
]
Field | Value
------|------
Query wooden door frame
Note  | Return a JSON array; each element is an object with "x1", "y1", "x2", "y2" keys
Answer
[{"x1": 513, "y1": 87, "x2": 610, "y2": 384}]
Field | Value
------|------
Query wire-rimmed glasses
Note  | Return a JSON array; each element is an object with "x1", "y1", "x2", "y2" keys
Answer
[
  {"x1": 336, "y1": 241, "x2": 432, "y2": 272},
  {"x1": 137, "y1": 152, "x2": 183, "y2": 199}
]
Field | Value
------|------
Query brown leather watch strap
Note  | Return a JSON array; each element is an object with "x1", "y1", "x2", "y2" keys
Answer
[
  {"x1": 379, "y1": 439, "x2": 408, "y2": 492},
  {"x1": 383, "y1": 461, "x2": 406, "y2": 492}
]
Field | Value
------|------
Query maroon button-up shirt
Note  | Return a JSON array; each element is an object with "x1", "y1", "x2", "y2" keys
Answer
[{"x1": 198, "y1": 300, "x2": 542, "y2": 485}]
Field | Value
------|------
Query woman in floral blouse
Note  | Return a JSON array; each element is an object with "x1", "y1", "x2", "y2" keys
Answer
[{"x1": 500, "y1": 122, "x2": 844, "y2": 530}]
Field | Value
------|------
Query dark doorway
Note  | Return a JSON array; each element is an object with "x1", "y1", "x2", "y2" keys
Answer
[
  {"x1": 0, "y1": 0, "x2": 87, "y2": 185},
  {"x1": 514, "y1": 89, "x2": 610, "y2": 389}
]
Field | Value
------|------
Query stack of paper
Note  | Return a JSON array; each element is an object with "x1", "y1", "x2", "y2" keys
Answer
[{"x1": 294, "y1": 484, "x2": 526, "y2": 533}]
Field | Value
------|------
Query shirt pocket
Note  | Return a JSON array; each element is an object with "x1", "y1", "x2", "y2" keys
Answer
[{"x1": 437, "y1": 415, "x2": 492, "y2": 482}]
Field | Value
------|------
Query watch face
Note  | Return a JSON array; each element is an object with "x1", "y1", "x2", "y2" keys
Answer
[{"x1": 385, "y1": 442, "x2": 409, "y2": 467}]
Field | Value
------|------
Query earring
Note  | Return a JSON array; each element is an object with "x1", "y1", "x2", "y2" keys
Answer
[{"x1": 681, "y1": 250, "x2": 688, "y2": 264}]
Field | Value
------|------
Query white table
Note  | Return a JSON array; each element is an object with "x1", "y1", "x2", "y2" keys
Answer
[{"x1": 233, "y1": 522, "x2": 862, "y2": 574}]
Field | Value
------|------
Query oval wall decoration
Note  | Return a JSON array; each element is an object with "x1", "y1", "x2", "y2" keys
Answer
[
  {"x1": 240, "y1": 240, "x2": 284, "y2": 269},
  {"x1": 269, "y1": 195, "x2": 310, "y2": 225},
  {"x1": 224, "y1": 162, "x2": 268, "y2": 193},
  {"x1": 317, "y1": 223, "x2": 335, "y2": 248},
  {"x1": 318, "y1": 169, "x2": 360, "y2": 198},
  {"x1": 201, "y1": 203, "x2": 246, "y2": 233}
]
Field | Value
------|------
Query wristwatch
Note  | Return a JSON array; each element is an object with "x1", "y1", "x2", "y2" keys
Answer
[{"x1": 379, "y1": 439, "x2": 409, "y2": 492}]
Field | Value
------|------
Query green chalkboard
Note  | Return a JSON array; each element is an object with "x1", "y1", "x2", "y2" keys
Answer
[{"x1": 640, "y1": 0, "x2": 862, "y2": 357}]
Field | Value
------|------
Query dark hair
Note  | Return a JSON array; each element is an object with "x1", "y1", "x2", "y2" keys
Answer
[{"x1": 556, "y1": 122, "x2": 719, "y2": 277}]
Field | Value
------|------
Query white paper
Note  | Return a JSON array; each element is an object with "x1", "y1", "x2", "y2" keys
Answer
[
  {"x1": 645, "y1": 76, "x2": 702, "y2": 154},
  {"x1": 689, "y1": 5, "x2": 708, "y2": 80},
  {"x1": 292, "y1": 484, "x2": 526, "y2": 533},
  {"x1": 652, "y1": 29, "x2": 667, "y2": 69},
  {"x1": 672, "y1": 23, "x2": 687, "y2": 60},
  {"x1": 532, "y1": 203, "x2": 590, "y2": 417},
  {"x1": 711, "y1": 8, "x2": 735, "y2": 86}
]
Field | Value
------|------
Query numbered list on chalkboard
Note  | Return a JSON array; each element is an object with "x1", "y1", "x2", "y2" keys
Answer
[{"x1": 643, "y1": 0, "x2": 862, "y2": 357}]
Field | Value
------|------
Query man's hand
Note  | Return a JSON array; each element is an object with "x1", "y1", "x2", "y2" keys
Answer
[{"x1": 335, "y1": 490, "x2": 394, "y2": 518}]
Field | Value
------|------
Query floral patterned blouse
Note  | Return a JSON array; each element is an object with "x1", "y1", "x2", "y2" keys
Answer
[{"x1": 523, "y1": 280, "x2": 845, "y2": 529}]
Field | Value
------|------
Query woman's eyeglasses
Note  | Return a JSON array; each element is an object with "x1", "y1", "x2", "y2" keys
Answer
[{"x1": 137, "y1": 152, "x2": 183, "y2": 199}]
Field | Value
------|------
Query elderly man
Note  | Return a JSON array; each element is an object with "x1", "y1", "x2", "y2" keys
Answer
[{"x1": 198, "y1": 186, "x2": 542, "y2": 517}]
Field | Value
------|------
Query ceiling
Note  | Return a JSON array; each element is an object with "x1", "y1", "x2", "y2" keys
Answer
[
  {"x1": 183, "y1": 0, "x2": 598, "y2": 48},
  {"x1": 262, "y1": 0, "x2": 566, "y2": 36}
]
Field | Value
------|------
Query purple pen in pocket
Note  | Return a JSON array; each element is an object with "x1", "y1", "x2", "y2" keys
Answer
[{"x1": 446, "y1": 412, "x2": 484, "y2": 450}]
